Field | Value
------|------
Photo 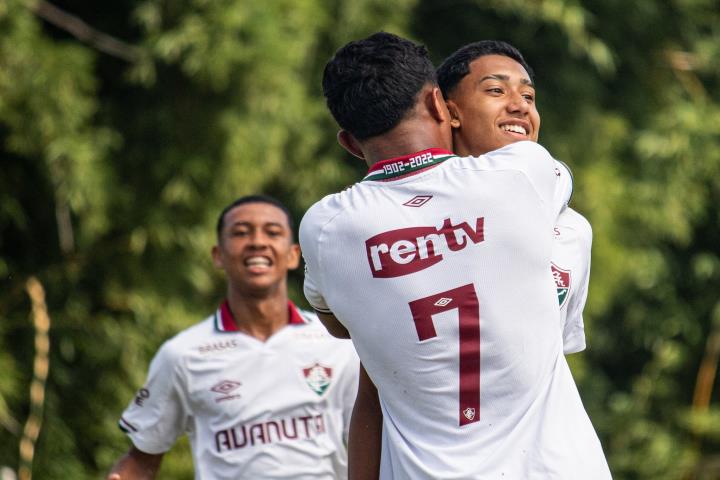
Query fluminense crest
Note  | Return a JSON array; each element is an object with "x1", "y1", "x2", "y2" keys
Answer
[
  {"x1": 551, "y1": 263, "x2": 571, "y2": 308},
  {"x1": 302, "y1": 363, "x2": 332, "y2": 396}
]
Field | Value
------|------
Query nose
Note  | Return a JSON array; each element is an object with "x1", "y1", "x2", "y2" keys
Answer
[
  {"x1": 506, "y1": 90, "x2": 529, "y2": 115},
  {"x1": 248, "y1": 230, "x2": 270, "y2": 248}
]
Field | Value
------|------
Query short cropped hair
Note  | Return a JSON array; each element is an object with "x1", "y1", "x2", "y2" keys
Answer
[
  {"x1": 322, "y1": 32, "x2": 437, "y2": 141},
  {"x1": 216, "y1": 195, "x2": 294, "y2": 241},
  {"x1": 437, "y1": 40, "x2": 534, "y2": 98}
]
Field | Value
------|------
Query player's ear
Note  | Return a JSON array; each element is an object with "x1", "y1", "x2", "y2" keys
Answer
[
  {"x1": 445, "y1": 99, "x2": 461, "y2": 129},
  {"x1": 337, "y1": 130, "x2": 365, "y2": 160},
  {"x1": 426, "y1": 87, "x2": 451, "y2": 126},
  {"x1": 211, "y1": 245, "x2": 223, "y2": 268},
  {"x1": 287, "y1": 244, "x2": 301, "y2": 270}
]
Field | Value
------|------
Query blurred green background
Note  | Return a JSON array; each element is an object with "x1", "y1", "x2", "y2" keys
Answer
[{"x1": 1, "y1": 0, "x2": 719, "y2": 478}]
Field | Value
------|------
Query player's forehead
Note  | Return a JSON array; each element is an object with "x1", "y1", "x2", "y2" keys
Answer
[
  {"x1": 463, "y1": 54, "x2": 533, "y2": 89},
  {"x1": 223, "y1": 202, "x2": 290, "y2": 230}
]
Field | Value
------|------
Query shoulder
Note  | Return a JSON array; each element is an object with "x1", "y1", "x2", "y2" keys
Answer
[
  {"x1": 300, "y1": 184, "x2": 367, "y2": 227},
  {"x1": 452, "y1": 141, "x2": 557, "y2": 175},
  {"x1": 300, "y1": 192, "x2": 349, "y2": 239},
  {"x1": 557, "y1": 207, "x2": 592, "y2": 244},
  {"x1": 479, "y1": 140, "x2": 552, "y2": 163},
  {"x1": 294, "y1": 308, "x2": 357, "y2": 350},
  {"x1": 153, "y1": 315, "x2": 216, "y2": 364}
]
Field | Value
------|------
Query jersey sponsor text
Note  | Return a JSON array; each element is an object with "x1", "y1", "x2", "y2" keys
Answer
[
  {"x1": 365, "y1": 217, "x2": 485, "y2": 278},
  {"x1": 215, "y1": 414, "x2": 327, "y2": 453}
]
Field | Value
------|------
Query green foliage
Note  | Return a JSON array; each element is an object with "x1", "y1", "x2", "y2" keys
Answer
[
  {"x1": 1, "y1": 0, "x2": 718, "y2": 478},
  {"x1": 0, "y1": 0, "x2": 417, "y2": 477}
]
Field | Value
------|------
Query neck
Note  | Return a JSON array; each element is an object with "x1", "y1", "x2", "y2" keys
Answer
[
  {"x1": 362, "y1": 119, "x2": 452, "y2": 167},
  {"x1": 225, "y1": 285, "x2": 289, "y2": 342}
]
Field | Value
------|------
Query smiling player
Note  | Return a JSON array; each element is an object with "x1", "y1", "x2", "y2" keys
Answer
[
  {"x1": 107, "y1": 195, "x2": 359, "y2": 480},
  {"x1": 438, "y1": 41, "x2": 592, "y2": 354},
  {"x1": 347, "y1": 40, "x2": 600, "y2": 479},
  {"x1": 302, "y1": 32, "x2": 610, "y2": 479}
]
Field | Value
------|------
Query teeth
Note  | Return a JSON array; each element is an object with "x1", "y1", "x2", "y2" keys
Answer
[
  {"x1": 501, "y1": 124, "x2": 527, "y2": 135},
  {"x1": 246, "y1": 257, "x2": 271, "y2": 266}
]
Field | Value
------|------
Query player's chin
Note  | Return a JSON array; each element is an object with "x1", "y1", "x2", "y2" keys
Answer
[{"x1": 241, "y1": 276, "x2": 282, "y2": 295}]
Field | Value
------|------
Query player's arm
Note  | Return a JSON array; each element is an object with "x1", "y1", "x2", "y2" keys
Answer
[
  {"x1": 114, "y1": 343, "x2": 189, "y2": 473},
  {"x1": 562, "y1": 212, "x2": 593, "y2": 354},
  {"x1": 106, "y1": 447, "x2": 163, "y2": 480},
  {"x1": 300, "y1": 204, "x2": 354, "y2": 338},
  {"x1": 348, "y1": 363, "x2": 382, "y2": 480},
  {"x1": 317, "y1": 311, "x2": 350, "y2": 338},
  {"x1": 483, "y1": 141, "x2": 573, "y2": 220}
]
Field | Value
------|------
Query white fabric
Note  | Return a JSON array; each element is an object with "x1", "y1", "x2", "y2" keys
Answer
[
  {"x1": 119, "y1": 308, "x2": 359, "y2": 480},
  {"x1": 553, "y1": 207, "x2": 592, "y2": 354},
  {"x1": 301, "y1": 141, "x2": 610, "y2": 479}
]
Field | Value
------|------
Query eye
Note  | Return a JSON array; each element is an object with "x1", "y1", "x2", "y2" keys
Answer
[
  {"x1": 486, "y1": 87, "x2": 504, "y2": 95},
  {"x1": 230, "y1": 228, "x2": 249, "y2": 237},
  {"x1": 522, "y1": 93, "x2": 535, "y2": 102}
]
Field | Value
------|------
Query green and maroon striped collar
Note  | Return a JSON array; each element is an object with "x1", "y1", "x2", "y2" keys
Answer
[{"x1": 362, "y1": 148, "x2": 456, "y2": 182}]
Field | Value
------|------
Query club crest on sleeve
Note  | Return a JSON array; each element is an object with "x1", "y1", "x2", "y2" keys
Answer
[
  {"x1": 303, "y1": 363, "x2": 332, "y2": 396},
  {"x1": 551, "y1": 263, "x2": 571, "y2": 308}
]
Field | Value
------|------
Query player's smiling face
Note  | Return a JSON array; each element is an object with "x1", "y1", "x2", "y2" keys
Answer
[
  {"x1": 213, "y1": 202, "x2": 299, "y2": 296},
  {"x1": 446, "y1": 54, "x2": 540, "y2": 156}
]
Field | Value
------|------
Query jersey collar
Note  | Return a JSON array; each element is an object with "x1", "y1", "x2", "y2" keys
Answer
[
  {"x1": 363, "y1": 148, "x2": 455, "y2": 182},
  {"x1": 215, "y1": 300, "x2": 306, "y2": 332}
]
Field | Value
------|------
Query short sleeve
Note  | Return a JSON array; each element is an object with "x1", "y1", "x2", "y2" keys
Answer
[
  {"x1": 300, "y1": 204, "x2": 333, "y2": 314},
  {"x1": 562, "y1": 214, "x2": 592, "y2": 355},
  {"x1": 118, "y1": 342, "x2": 190, "y2": 454}
]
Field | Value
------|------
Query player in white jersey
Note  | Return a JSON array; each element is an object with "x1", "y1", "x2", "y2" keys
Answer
[
  {"x1": 107, "y1": 196, "x2": 359, "y2": 480},
  {"x1": 436, "y1": 40, "x2": 593, "y2": 354},
  {"x1": 302, "y1": 32, "x2": 610, "y2": 479},
  {"x1": 348, "y1": 40, "x2": 599, "y2": 479}
]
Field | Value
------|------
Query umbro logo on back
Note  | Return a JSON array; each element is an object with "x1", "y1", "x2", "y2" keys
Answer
[{"x1": 403, "y1": 195, "x2": 433, "y2": 207}]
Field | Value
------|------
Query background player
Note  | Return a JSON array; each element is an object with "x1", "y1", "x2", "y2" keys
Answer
[
  {"x1": 301, "y1": 32, "x2": 610, "y2": 478},
  {"x1": 107, "y1": 195, "x2": 359, "y2": 480},
  {"x1": 437, "y1": 40, "x2": 591, "y2": 355}
]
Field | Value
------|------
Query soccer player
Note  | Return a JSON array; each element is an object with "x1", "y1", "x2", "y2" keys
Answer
[
  {"x1": 348, "y1": 39, "x2": 601, "y2": 480},
  {"x1": 107, "y1": 195, "x2": 359, "y2": 480},
  {"x1": 300, "y1": 32, "x2": 611, "y2": 478},
  {"x1": 437, "y1": 40, "x2": 591, "y2": 355}
]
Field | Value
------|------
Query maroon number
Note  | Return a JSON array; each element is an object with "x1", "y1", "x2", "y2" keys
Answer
[{"x1": 408, "y1": 284, "x2": 480, "y2": 426}]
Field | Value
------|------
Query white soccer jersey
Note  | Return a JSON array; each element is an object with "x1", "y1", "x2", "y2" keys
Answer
[
  {"x1": 301, "y1": 141, "x2": 610, "y2": 479},
  {"x1": 553, "y1": 206, "x2": 592, "y2": 354},
  {"x1": 118, "y1": 302, "x2": 359, "y2": 480}
]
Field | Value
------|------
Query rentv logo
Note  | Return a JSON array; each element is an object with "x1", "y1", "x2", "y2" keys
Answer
[{"x1": 365, "y1": 217, "x2": 485, "y2": 278}]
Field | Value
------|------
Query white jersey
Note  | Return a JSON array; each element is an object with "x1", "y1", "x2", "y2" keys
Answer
[
  {"x1": 301, "y1": 141, "x2": 610, "y2": 479},
  {"x1": 118, "y1": 302, "x2": 359, "y2": 480},
  {"x1": 553, "y1": 207, "x2": 592, "y2": 354}
]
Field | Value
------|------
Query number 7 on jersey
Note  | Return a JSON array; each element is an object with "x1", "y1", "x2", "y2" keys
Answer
[{"x1": 408, "y1": 283, "x2": 480, "y2": 426}]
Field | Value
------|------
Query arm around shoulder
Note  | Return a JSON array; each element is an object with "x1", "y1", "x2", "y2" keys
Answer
[
  {"x1": 106, "y1": 446, "x2": 164, "y2": 480},
  {"x1": 317, "y1": 311, "x2": 351, "y2": 339}
]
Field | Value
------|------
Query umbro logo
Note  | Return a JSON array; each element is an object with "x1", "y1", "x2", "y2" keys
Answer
[
  {"x1": 434, "y1": 298, "x2": 452, "y2": 307},
  {"x1": 403, "y1": 195, "x2": 433, "y2": 207},
  {"x1": 211, "y1": 380, "x2": 242, "y2": 403}
]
